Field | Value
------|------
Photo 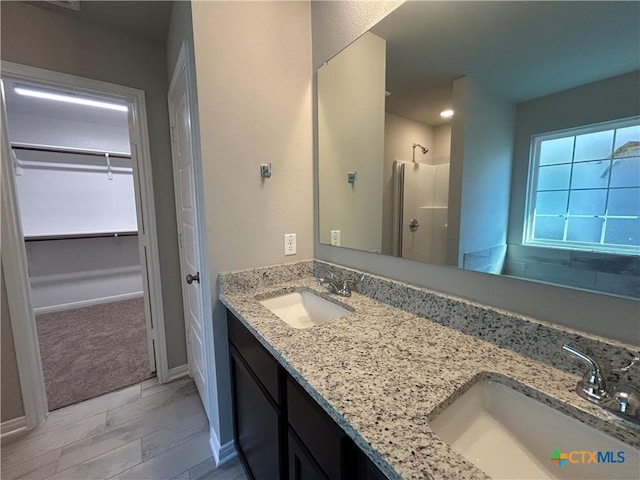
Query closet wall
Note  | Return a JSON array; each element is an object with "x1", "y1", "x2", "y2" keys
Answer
[{"x1": 6, "y1": 104, "x2": 142, "y2": 312}]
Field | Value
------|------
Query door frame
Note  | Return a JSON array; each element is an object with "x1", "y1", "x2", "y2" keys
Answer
[{"x1": 0, "y1": 62, "x2": 170, "y2": 429}]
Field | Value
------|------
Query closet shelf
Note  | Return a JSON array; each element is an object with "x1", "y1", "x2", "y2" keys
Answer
[
  {"x1": 11, "y1": 143, "x2": 131, "y2": 159},
  {"x1": 25, "y1": 231, "x2": 138, "y2": 242}
]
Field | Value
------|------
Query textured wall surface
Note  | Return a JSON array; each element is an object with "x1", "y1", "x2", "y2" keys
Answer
[
  {"x1": 192, "y1": 0, "x2": 314, "y2": 444},
  {"x1": 311, "y1": 1, "x2": 402, "y2": 69}
]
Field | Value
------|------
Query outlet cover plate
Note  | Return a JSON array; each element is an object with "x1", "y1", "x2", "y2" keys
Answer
[
  {"x1": 330, "y1": 230, "x2": 341, "y2": 246},
  {"x1": 284, "y1": 233, "x2": 296, "y2": 256}
]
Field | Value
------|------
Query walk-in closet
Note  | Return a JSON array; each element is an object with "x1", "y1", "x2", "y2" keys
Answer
[{"x1": 4, "y1": 80, "x2": 154, "y2": 410}]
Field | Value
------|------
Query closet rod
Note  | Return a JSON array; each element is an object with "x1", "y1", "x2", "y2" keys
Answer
[
  {"x1": 25, "y1": 231, "x2": 138, "y2": 242},
  {"x1": 11, "y1": 143, "x2": 131, "y2": 159}
]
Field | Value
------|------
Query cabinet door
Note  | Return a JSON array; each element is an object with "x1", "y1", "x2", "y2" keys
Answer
[
  {"x1": 287, "y1": 378, "x2": 350, "y2": 480},
  {"x1": 231, "y1": 352, "x2": 282, "y2": 480},
  {"x1": 288, "y1": 430, "x2": 329, "y2": 480},
  {"x1": 358, "y1": 454, "x2": 388, "y2": 480}
]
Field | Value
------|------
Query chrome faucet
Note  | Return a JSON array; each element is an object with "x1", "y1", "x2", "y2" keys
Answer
[
  {"x1": 563, "y1": 344, "x2": 640, "y2": 426},
  {"x1": 317, "y1": 272, "x2": 351, "y2": 297}
]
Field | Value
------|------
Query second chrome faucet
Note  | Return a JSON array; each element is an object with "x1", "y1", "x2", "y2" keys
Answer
[{"x1": 563, "y1": 344, "x2": 640, "y2": 427}]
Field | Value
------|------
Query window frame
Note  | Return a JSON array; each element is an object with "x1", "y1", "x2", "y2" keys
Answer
[{"x1": 523, "y1": 116, "x2": 640, "y2": 256}]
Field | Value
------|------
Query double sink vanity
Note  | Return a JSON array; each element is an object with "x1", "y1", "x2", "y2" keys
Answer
[{"x1": 220, "y1": 261, "x2": 639, "y2": 480}]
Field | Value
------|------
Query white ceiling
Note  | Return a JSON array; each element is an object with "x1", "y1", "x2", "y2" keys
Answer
[{"x1": 371, "y1": 1, "x2": 640, "y2": 126}]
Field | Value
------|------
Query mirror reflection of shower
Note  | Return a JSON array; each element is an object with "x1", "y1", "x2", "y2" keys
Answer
[{"x1": 412, "y1": 143, "x2": 428, "y2": 162}]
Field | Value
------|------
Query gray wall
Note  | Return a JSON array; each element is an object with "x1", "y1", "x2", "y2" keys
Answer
[
  {"x1": 449, "y1": 76, "x2": 515, "y2": 269},
  {"x1": 0, "y1": 2, "x2": 187, "y2": 369},
  {"x1": 191, "y1": 0, "x2": 314, "y2": 445},
  {"x1": 318, "y1": 32, "x2": 386, "y2": 252},
  {"x1": 166, "y1": 0, "x2": 194, "y2": 83},
  {"x1": 1, "y1": 263, "x2": 25, "y2": 423},
  {"x1": 311, "y1": 1, "x2": 639, "y2": 345}
]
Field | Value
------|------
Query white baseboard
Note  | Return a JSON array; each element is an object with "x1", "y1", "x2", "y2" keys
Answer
[
  {"x1": 1, "y1": 416, "x2": 27, "y2": 440},
  {"x1": 33, "y1": 291, "x2": 143, "y2": 315},
  {"x1": 209, "y1": 425, "x2": 237, "y2": 466},
  {"x1": 166, "y1": 364, "x2": 190, "y2": 382}
]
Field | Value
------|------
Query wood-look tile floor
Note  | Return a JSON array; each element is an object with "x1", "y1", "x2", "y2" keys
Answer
[{"x1": 1, "y1": 377, "x2": 247, "y2": 480}]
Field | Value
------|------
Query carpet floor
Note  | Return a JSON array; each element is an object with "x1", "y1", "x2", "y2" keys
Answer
[{"x1": 36, "y1": 297, "x2": 154, "y2": 410}]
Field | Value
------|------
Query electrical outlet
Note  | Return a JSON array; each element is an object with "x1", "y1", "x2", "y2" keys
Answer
[
  {"x1": 330, "y1": 230, "x2": 341, "y2": 246},
  {"x1": 284, "y1": 233, "x2": 296, "y2": 256}
]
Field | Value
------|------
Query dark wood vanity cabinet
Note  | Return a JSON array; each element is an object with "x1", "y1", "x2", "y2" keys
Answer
[{"x1": 227, "y1": 310, "x2": 387, "y2": 480}]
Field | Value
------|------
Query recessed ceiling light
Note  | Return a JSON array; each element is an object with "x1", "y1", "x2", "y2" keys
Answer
[
  {"x1": 440, "y1": 109, "x2": 454, "y2": 118},
  {"x1": 14, "y1": 87, "x2": 128, "y2": 112}
]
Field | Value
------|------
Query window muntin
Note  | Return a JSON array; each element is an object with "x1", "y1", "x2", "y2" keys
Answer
[{"x1": 525, "y1": 118, "x2": 640, "y2": 255}]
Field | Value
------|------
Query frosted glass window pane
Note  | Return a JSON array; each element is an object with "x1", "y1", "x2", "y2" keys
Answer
[
  {"x1": 574, "y1": 130, "x2": 613, "y2": 162},
  {"x1": 538, "y1": 164, "x2": 571, "y2": 190},
  {"x1": 536, "y1": 191, "x2": 568, "y2": 214},
  {"x1": 608, "y1": 188, "x2": 640, "y2": 216},
  {"x1": 571, "y1": 161, "x2": 610, "y2": 189},
  {"x1": 614, "y1": 125, "x2": 640, "y2": 151},
  {"x1": 566, "y1": 218, "x2": 603, "y2": 243},
  {"x1": 539, "y1": 137, "x2": 574, "y2": 166},
  {"x1": 605, "y1": 219, "x2": 640, "y2": 246},
  {"x1": 568, "y1": 189, "x2": 606, "y2": 215},
  {"x1": 610, "y1": 157, "x2": 640, "y2": 188},
  {"x1": 533, "y1": 216, "x2": 565, "y2": 240}
]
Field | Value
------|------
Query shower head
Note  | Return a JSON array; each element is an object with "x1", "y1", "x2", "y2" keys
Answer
[
  {"x1": 413, "y1": 143, "x2": 428, "y2": 155},
  {"x1": 412, "y1": 143, "x2": 429, "y2": 162}
]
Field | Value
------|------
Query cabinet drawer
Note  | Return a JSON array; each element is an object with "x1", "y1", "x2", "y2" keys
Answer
[
  {"x1": 227, "y1": 310, "x2": 281, "y2": 404},
  {"x1": 287, "y1": 378, "x2": 349, "y2": 480}
]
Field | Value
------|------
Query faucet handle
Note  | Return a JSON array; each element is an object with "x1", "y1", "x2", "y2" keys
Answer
[{"x1": 562, "y1": 344, "x2": 608, "y2": 403}]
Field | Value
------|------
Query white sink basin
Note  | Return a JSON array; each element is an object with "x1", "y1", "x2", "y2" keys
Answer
[
  {"x1": 430, "y1": 380, "x2": 640, "y2": 480},
  {"x1": 259, "y1": 290, "x2": 350, "y2": 329}
]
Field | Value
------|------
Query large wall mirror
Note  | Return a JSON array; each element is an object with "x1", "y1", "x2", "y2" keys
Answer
[{"x1": 317, "y1": 1, "x2": 640, "y2": 299}]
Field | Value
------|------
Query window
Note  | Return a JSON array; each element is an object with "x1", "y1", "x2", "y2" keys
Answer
[{"x1": 525, "y1": 117, "x2": 640, "y2": 255}]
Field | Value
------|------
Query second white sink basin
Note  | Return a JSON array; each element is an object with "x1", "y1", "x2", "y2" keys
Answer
[
  {"x1": 430, "y1": 380, "x2": 639, "y2": 480},
  {"x1": 259, "y1": 290, "x2": 350, "y2": 329}
]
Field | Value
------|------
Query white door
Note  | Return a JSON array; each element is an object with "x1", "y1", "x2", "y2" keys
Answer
[{"x1": 168, "y1": 57, "x2": 207, "y2": 408}]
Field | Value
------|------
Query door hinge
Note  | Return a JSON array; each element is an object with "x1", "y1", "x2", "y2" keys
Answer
[
  {"x1": 170, "y1": 126, "x2": 177, "y2": 144},
  {"x1": 178, "y1": 233, "x2": 184, "y2": 249}
]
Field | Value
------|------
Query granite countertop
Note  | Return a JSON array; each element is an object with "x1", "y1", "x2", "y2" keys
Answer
[{"x1": 219, "y1": 261, "x2": 640, "y2": 480}]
